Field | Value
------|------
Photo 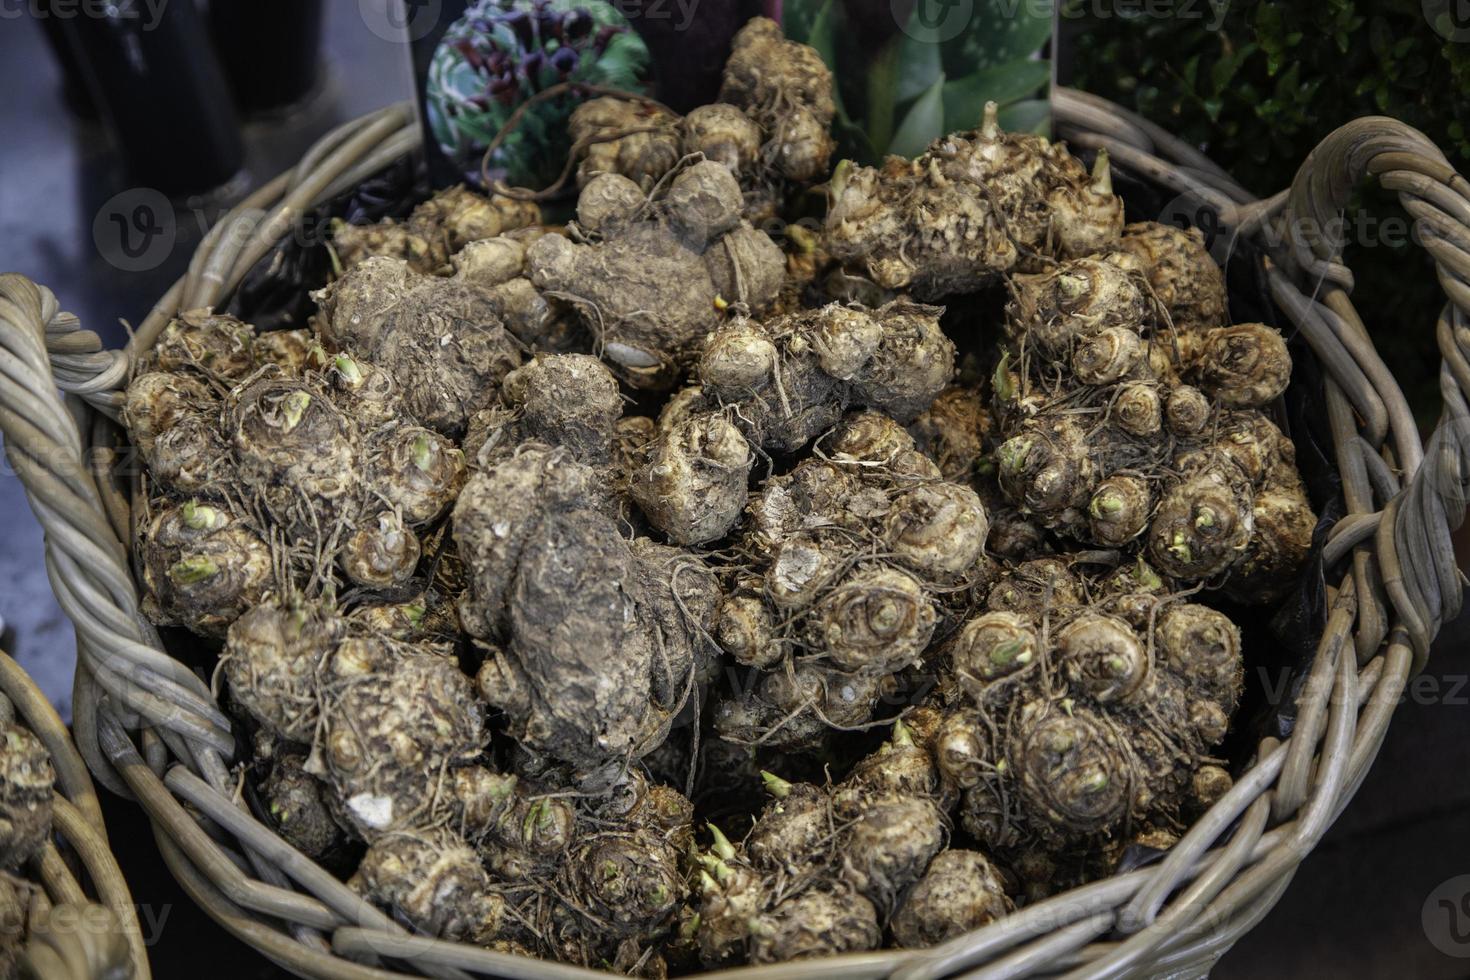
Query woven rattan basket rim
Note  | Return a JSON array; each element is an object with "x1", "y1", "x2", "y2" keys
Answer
[{"x1": 2, "y1": 89, "x2": 1467, "y2": 979}]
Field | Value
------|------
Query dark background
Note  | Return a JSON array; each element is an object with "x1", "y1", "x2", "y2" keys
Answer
[
  {"x1": 2, "y1": 2, "x2": 1469, "y2": 976},
  {"x1": 1061, "y1": 0, "x2": 1470, "y2": 432}
]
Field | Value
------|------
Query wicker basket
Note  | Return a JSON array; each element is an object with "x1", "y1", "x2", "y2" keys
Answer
[
  {"x1": 0, "y1": 633, "x2": 148, "y2": 978},
  {"x1": 1, "y1": 90, "x2": 1466, "y2": 978}
]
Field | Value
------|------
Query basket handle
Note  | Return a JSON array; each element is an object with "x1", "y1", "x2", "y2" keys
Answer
[
  {"x1": 0, "y1": 274, "x2": 235, "y2": 793},
  {"x1": 1276, "y1": 117, "x2": 1470, "y2": 665}
]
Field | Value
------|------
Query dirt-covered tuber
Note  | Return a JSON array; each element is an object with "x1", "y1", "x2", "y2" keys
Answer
[
  {"x1": 527, "y1": 161, "x2": 785, "y2": 386},
  {"x1": 0, "y1": 725, "x2": 54, "y2": 870},
  {"x1": 825, "y1": 106, "x2": 1122, "y2": 298},
  {"x1": 719, "y1": 18, "x2": 836, "y2": 184},
  {"x1": 350, "y1": 827, "x2": 505, "y2": 943},
  {"x1": 314, "y1": 256, "x2": 524, "y2": 433},
  {"x1": 260, "y1": 753, "x2": 342, "y2": 859},
  {"x1": 891, "y1": 849, "x2": 1012, "y2": 948},
  {"x1": 633, "y1": 301, "x2": 956, "y2": 544},
  {"x1": 990, "y1": 247, "x2": 1313, "y2": 599},
  {"x1": 936, "y1": 568, "x2": 1243, "y2": 861},
  {"x1": 455, "y1": 446, "x2": 718, "y2": 771},
  {"x1": 331, "y1": 184, "x2": 540, "y2": 275},
  {"x1": 139, "y1": 500, "x2": 274, "y2": 637}
]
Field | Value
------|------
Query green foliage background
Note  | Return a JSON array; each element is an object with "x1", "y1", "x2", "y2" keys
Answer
[
  {"x1": 783, "y1": 0, "x2": 1052, "y2": 164},
  {"x1": 1067, "y1": 0, "x2": 1470, "y2": 422}
]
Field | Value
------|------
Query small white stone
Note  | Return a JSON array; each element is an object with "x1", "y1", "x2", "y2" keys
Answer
[{"x1": 347, "y1": 793, "x2": 394, "y2": 830}]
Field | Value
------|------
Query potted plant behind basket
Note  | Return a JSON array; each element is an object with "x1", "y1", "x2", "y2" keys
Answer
[{"x1": 783, "y1": 0, "x2": 1053, "y2": 158}]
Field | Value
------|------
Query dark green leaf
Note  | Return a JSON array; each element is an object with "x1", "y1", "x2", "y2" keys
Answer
[
  {"x1": 889, "y1": 72, "x2": 947, "y2": 157},
  {"x1": 782, "y1": 0, "x2": 823, "y2": 45},
  {"x1": 806, "y1": 0, "x2": 861, "y2": 129},
  {"x1": 997, "y1": 98, "x2": 1050, "y2": 135},
  {"x1": 1272, "y1": 61, "x2": 1302, "y2": 103},
  {"x1": 806, "y1": 0, "x2": 840, "y2": 71},
  {"x1": 943, "y1": 0, "x2": 1053, "y2": 75},
  {"x1": 1254, "y1": 3, "x2": 1282, "y2": 39},
  {"x1": 896, "y1": 8, "x2": 946, "y2": 102},
  {"x1": 1210, "y1": 42, "x2": 1257, "y2": 91},
  {"x1": 941, "y1": 59, "x2": 1051, "y2": 130},
  {"x1": 866, "y1": 42, "x2": 903, "y2": 162},
  {"x1": 1182, "y1": 53, "x2": 1200, "y2": 90},
  {"x1": 1370, "y1": 16, "x2": 1388, "y2": 55}
]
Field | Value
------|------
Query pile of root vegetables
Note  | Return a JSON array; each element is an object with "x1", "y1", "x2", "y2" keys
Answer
[{"x1": 121, "y1": 18, "x2": 1316, "y2": 974}]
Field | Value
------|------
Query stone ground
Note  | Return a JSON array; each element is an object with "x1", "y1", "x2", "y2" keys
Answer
[{"x1": 3, "y1": 5, "x2": 1468, "y2": 976}]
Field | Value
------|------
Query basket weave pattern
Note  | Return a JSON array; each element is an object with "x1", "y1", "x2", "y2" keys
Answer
[{"x1": 1, "y1": 92, "x2": 1467, "y2": 978}]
